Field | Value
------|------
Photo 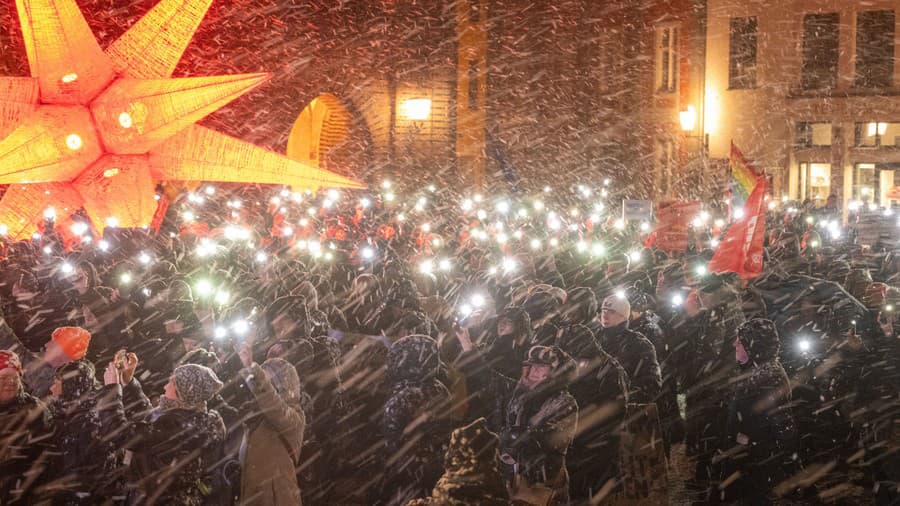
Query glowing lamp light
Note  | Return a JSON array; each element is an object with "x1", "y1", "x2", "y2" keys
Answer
[
  {"x1": 501, "y1": 256, "x2": 517, "y2": 273},
  {"x1": 419, "y1": 259, "x2": 434, "y2": 274},
  {"x1": 120, "y1": 272, "x2": 132, "y2": 285},
  {"x1": 476, "y1": 210, "x2": 487, "y2": 220},
  {"x1": 534, "y1": 200, "x2": 544, "y2": 211},
  {"x1": 98, "y1": 240, "x2": 110, "y2": 251},
  {"x1": 106, "y1": 217, "x2": 119, "y2": 228},
  {"x1": 733, "y1": 208, "x2": 745, "y2": 219},
  {"x1": 182, "y1": 211, "x2": 195, "y2": 222},
  {"x1": 549, "y1": 238, "x2": 559, "y2": 247},
  {"x1": 399, "y1": 98, "x2": 432, "y2": 120},
  {"x1": 629, "y1": 250, "x2": 642, "y2": 263},
  {"x1": 255, "y1": 251, "x2": 267, "y2": 263},
  {"x1": 60, "y1": 73, "x2": 78, "y2": 83},
  {"x1": 592, "y1": 243, "x2": 605, "y2": 256},
  {"x1": 384, "y1": 192, "x2": 395, "y2": 202},
  {"x1": 0, "y1": 224, "x2": 8, "y2": 236},
  {"x1": 438, "y1": 258, "x2": 452, "y2": 271},
  {"x1": 361, "y1": 247, "x2": 375, "y2": 260},
  {"x1": 230, "y1": 318, "x2": 247, "y2": 334},
  {"x1": 614, "y1": 218, "x2": 625, "y2": 230},
  {"x1": 614, "y1": 289, "x2": 626, "y2": 299},
  {"x1": 118, "y1": 112, "x2": 133, "y2": 128},
  {"x1": 360, "y1": 197, "x2": 371, "y2": 208},
  {"x1": 65, "y1": 134, "x2": 83, "y2": 150},
  {"x1": 382, "y1": 180, "x2": 392, "y2": 189},
  {"x1": 797, "y1": 339, "x2": 811, "y2": 352},
  {"x1": 42, "y1": 246, "x2": 52, "y2": 254},
  {"x1": 496, "y1": 201, "x2": 510, "y2": 214},
  {"x1": 195, "y1": 279, "x2": 212, "y2": 296},
  {"x1": 530, "y1": 238, "x2": 541, "y2": 250},
  {"x1": 671, "y1": 294, "x2": 684, "y2": 306},
  {"x1": 69, "y1": 222, "x2": 88, "y2": 236},
  {"x1": 43, "y1": 207, "x2": 56, "y2": 220},
  {"x1": 214, "y1": 327, "x2": 227, "y2": 340},
  {"x1": 696, "y1": 265, "x2": 707, "y2": 276},
  {"x1": 640, "y1": 222, "x2": 650, "y2": 232},
  {"x1": 138, "y1": 251, "x2": 151, "y2": 265},
  {"x1": 60, "y1": 262, "x2": 74, "y2": 274},
  {"x1": 576, "y1": 240, "x2": 588, "y2": 253},
  {"x1": 679, "y1": 106, "x2": 697, "y2": 132}
]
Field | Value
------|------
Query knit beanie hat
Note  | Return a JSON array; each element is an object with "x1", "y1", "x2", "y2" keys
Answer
[
  {"x1": 601, "y1": 294, "x2": 631, "y2": 318},
  {"x1": 51, "y1": 327, "x2": 91, "y2": 360},
  {"x1": 173, "y1": 364, "x2": 223, "y2": 409},
  {"x1": 0, "y1": 350, "x2": 22, "y2": 375}
]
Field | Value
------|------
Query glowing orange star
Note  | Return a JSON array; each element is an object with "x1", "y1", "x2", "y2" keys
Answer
[{"x1": 0, "y1": 0, "x2": 364, "y2": 241}]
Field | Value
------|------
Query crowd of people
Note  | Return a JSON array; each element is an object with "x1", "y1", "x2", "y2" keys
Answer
[{"x1": 0, "y1": 179, "x2": 897, "y2": 505}]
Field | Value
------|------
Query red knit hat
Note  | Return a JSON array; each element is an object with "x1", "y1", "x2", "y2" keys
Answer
[
  {"x1": 51, "y1": 327, "x2": 91, "y2": 361},
  {"x1": 0, "y1": 350, "x2": 22, "y2": 375}
]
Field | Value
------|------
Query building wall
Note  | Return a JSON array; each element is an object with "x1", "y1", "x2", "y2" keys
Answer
[{"x1": 706, "y1": 0, "x2": 900, "y2": 216}]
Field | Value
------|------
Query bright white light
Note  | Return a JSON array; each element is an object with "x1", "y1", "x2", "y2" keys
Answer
[
  {"x1": 797, "y1": 339, "x2": 811, "y2": 352},
  {"x1": 396, "y1": 213, "x2": 405, "y2": 222},
  {"x1": 569, "y1": 208, "x2": 579, "y2": 217},
  {"x1": 42, "y1": 246, "x2": 52, "y2": 254},
  {"x1": 530, "y1": 238, "x2": 541, "y2": 250},
  {"x1": 399, "y1": 98, "x2": 431, "y2": 120},
  {"x1": 60, "y1": 262, "x2": 74, "y2": 274},
  {"x1": 204, "y1": 186, "x2": 215, "y2": 196},
  {"x1": 138, "y1": 252, "x2": 151, "y2": 265},
  {"x1": 214, "y1": 327, "x2": 227, "y2": 340},
  {"x1": 629, "y1": 250, "x2": 642, "y2": 263},
  {"x1": 299, "y1": 218, "x2": 309, "y2": 227},
  {"x1": 810, "y1": 240, "x2": 820, "y2": 248},
  {"x1": 438, "y1": 258, "x2": 452, "y2": 271},
  {"x1": 714, "y1": 219, "x2": 724, "y2": 228},
  {"x1": 327, "y1": 189, "x2": 340, "y2": 201},
  {"x1": 43, "y1": 207, "x2": 56, "y2": 220},
  {"x1": 543, "y1": 186, "x2": 552, "y2": 193},
  {"x1": 98, "y1": 240, "x2": 109, "y2": 251},
  {"x1": 733, "y1": 208, "x2": 745, "y2": 219},
  {"x1": 496, "y1": 232, "x2": 508, "y2": 244},
  {"x1": 710, "y1": 238, "x2": 720, "y2": 248},
  {"x1": 592, "y1": 243, "x2": 605, "y2": 256},
  {"x1": 462, "y1": 198, "x2": 473, "y2": 211},
  {"x1": 61, "y1": 73, "x2": 78, "y2": 83},
  {"x1": 282, "y1": 226, "x2": 294, "y2": 237},
  {"x1": 805, "y1": 216, "x2": 814, "y2": 224},
  {"x1": 471, "y1": 293, "x2": 486, "y2": 308},
  {"x1": 496, "y1": 201, "x2": 510, "y2": 214},
  {"x1": 615, "y1": 219, "x2": 625, "y2": 230},
  {"x1": 0, "y1": 224, "x2": 7, "y2": 236},
  {"x1": 255, "y1": 251, "x2": 267, "y2": 263},
  {"x1": 869, "y1": 203, "x2": 878, "y2": 211},
  {"x1": 195, "y1": 279, "x2": 212, "y2": 296},
  {"x1": 614, "y1": 289, "x2": 626, "y2": 299},
  {"x1": 517, "y1": 208, "x2": 528, "y2": 218},
  {"x1": 548, "y1": 217, "x2": 561, "y2": 230},
  {"x1": 696, "y1": 265, "x2": 707, "y2": 276},
  {"x1": 382, "y1": 180, "x2": 392, "y2": 189},
  {"x1": 120, "y1": 272, "x2": 132, "y2": 285},
  {"x1": 428, "y1": 184, "x2": 436, "y2": 192},
  {"x1": 360, "y1": 197, "x2": 371, "y2": 208},
  {"x1": 671, "y1": 294, "x2": 684, "y2": 306},
  {"x1": 32, "y1": 232, "x2": 41, "y2": 240},
  {"x1": 421, "y1": 222, "x2": 431, "y2": 233},
  {"x1": 576, "y1": 240, "x2": 588, "y2": 253},
  {"x1": 534, "y1": 200, "x2": 544, "y2": 211},
  {"x1": 70, "y1": 222, "x2": 88, "y2": 236},
  {"x1": 459, "y1": 303, "x2": 473, "y2": 318},
  {"x1": 476, "y1": 210, "x2": 487, "y2": 220},
  {"x1": 419, "y1": 259, "x2": 434, "y2": 274},
  {"x1": 692, "y1": 218, "x2": 702, "y2": 228},
  {"x1": 231, "y1": 319, "x2": 249, "y2": 336},
  {"x1": 700, "y1": 211, "x2": 710, "y2": 222},
  {"x1": 768, "y1": 202, "x2": 777, "y2": 210},
  {"x1": 603, "y1": 178, "x2": 611, "y2": 186},
  {"x1": 361, "y1": 247, "x2": 375, "y2": 260},
  {"x1": 549, "y1": 238, "x2": 559, "y2": 247},
  {"x1": 640, "y1": 222, "x2": 650, "y2": 232},
  {"x1": 106, "y1": 216, "x2": 119, "y2": 228},
  {"x1": 502, "y1": 257, "x2": 517, "y2": 273}
]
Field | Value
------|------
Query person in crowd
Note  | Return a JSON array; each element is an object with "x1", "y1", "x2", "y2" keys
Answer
[
  {"x1": 103, "y1": 361, "x2": 226, "y2": 505},
  {"x1": 556, "y1": 324, "x2": 628, "y2": 503},
  {"x1": 0, "y1": 351, "x2": 52, "y2": 504},
  {"x1": 237, "y1": 341, "x2": 305, "y2": 506},
  {"x1": 499, "y1": 345, "x2": 578, "y2": 506},
  {"x1": 381, "y1": 335, "x2": 452, "y2": 505},
  {"x1": 719, "y1": 319, "x2": 797, "y2": 504},
  {"x1": 0, "y1": 324, "x2": 92, "y2": 399},
  {"x1": 597, "y1": 295, "x2": 661, "y2": 404}
]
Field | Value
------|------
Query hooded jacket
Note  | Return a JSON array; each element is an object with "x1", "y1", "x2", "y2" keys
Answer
[{"x1": 0, "y1": 388, "x2": 52, "y2": 504}]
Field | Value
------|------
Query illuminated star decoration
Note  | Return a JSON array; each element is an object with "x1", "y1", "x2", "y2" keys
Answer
[{"x1": 0, "y1": 0, "x2": 364, "y2": 241}]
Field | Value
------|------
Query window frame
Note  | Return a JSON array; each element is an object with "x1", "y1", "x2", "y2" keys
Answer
[
  {"x1": 655, "y1": 24, "x2": 679, "y2": 94},
  {"x1": 729, "y1": 16, "x2": 759, "y2": 90}
]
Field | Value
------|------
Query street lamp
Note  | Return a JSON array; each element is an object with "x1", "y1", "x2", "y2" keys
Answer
[{"x1": 680, "y1": 105, "x2": 709, "y2": 150}]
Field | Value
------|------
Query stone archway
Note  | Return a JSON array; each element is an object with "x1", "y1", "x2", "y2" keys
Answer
[{"x1": 286, "y1": 93, "x2": 373, "y2": 180}]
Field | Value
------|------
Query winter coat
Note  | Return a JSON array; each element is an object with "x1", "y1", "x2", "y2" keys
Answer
[
  {"x1": 631, "y1": 311, "x2": 682, "y2": 449},
  {"x1": 721, "y1": 360, "x2": 797, "y2": 501},
  {"x1": 106, "y1": 385, "x2": 227, "y2": 506},
  {"x1": 598, "y1": 322, "x2": 662, "y2": 405},
  {"x1": 382, "y1": 335, "x2": 453, "y2": 506},
  {"x1": 0, "y1": 316, "x2": 55, "y2": 399},
  {"x1": 239, "y1": 363, "x2": 305, "y2": 506},
  {"x1": 0, "y1": 391, "x2": 52, "y2": 504},
  {"x1": 500, "y1": 382, "x2": 578, "y2": 506},
  {"x1": 44, "y1": 362, "x2": 121, "y2": 504}
]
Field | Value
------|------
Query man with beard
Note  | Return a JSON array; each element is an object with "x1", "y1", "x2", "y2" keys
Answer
[
  {"x1": 597, "y1": 295, "x2": 661, "y2": 405},
  {"x1": 499, "y1": 345, "x2": 578, "y2": 506}
]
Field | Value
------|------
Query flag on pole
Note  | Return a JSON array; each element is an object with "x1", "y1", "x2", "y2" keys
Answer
[
  {"x1": 730, "y1": 142, "x2": 761, "y2": 208},
  {"x1": 709, "y1": 175, "x2": 767, "y2": 280}
]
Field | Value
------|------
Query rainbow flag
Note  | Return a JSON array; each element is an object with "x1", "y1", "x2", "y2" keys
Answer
[{"x1": 730, "y1": 142, "x2": 761, "y2": 208}]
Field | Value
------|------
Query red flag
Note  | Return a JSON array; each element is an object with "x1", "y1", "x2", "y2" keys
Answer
[{"x1": 709, "y1": 176, "x2": 767, "y2": 280}]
